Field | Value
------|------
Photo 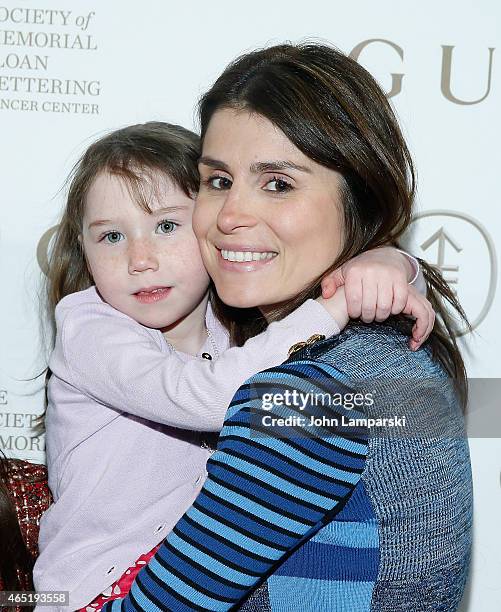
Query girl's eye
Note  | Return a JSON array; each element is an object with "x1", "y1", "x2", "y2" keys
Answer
[
  {"x1": 207, "y1": 176, "x2": 232, "y2": 190},
  {"x1": 103, "y1": 231, "x2": 123, "y2": 244},
  {"x1": 264, "y1": 177, "x2": 293, "y2": 193},
  {"x1": 157, "y1": 220, "x2": 178, "y2": 234}
]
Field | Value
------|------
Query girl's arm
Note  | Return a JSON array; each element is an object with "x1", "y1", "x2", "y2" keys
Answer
[
  {"x1": 52, "y1": 295, "x2": 340, "y2": 431},
  {"x1": 53, "y1": 248, "x2": 429, "y2": 432},
  {"x1": 101, "y1": 358, "x2": 369, "y2": 611}
]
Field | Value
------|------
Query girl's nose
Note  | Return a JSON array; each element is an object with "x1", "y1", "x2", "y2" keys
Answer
[{"x1": 128, "y1": 240, "x2": 159, "y2": 274}]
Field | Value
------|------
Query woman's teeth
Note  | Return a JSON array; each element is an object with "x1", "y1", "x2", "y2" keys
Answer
[{"x1": 221, "y1": 250, "x2": 277, "y2": 262}]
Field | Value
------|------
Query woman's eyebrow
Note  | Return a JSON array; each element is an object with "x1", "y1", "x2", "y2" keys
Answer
[
  {"x1": 250, "y1": 160, "x2": 312, "y2": 174},
  {"x1": 199, "y1": 157, "x2": 311, "y2": 174},
  {"x1": 198, "y1": 156, "x2": 231, "y2": 172}
]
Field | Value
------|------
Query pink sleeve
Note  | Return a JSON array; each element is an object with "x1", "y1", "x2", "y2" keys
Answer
[
  {"x1": 55, "y1": 299, "x2": 339, "y2": 431},
  {"x1": 397, "y1": 249, "x2": 427, "y2": 295}
]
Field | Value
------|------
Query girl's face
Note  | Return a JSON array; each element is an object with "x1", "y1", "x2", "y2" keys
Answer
[
  {"x1": 81, "y1": 171, "x2": 210, "y2": 332},
  {"x1": 194, "y1": 109, "x2": 345, "y2": 315}
]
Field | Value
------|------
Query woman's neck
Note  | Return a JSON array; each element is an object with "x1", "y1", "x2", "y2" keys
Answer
[{"x1": 259, "y1": 299, "x2": 289, "y2": 323}]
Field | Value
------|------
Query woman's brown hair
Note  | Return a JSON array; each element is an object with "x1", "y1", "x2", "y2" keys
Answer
[{"x1": 202, "y1": 42, "x2": 468, "y2": 405}]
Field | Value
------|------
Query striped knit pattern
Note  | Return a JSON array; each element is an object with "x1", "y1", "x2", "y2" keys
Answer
[
  {"x1": 102, "y1": 358, "x2": 369, "y2": 611},
  {"x1": 239, "y1": 479, "x2": 380, "y2": 612},
  {"x1": 237, "y1": 322, "x2": 472, "y2": 611}
]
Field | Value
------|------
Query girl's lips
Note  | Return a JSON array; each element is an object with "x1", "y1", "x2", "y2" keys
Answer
[
  {"x1": 216, "y1": 248, "x2": 277, "y2": 273},
  {"x1": 133, "y1": 287, "x2": 172, "y2": 304}
]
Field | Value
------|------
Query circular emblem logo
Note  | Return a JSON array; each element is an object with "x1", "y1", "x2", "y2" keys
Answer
[{"x1": 405, "y1": 210, "x2": 497, "y2": 336}]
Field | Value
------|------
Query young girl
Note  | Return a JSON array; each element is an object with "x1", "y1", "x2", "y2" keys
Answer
[{"x1": 33, "y1": 122, "x2": 431, "y2": 611}]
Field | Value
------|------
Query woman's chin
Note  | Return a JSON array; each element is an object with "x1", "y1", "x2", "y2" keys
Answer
[
  {"x1": 216, "y1": 286, "x2": 265, "y2": 310},
  {"x1": 221, "y1": 295, "x2": 261, "y2": 309}
]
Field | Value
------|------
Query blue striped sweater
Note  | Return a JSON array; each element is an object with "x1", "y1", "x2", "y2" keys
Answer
[{"x1": 102, "y1": 322, "x2": 472, "y2": 611}]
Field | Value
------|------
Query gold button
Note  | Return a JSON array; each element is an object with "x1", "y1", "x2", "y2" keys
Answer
[
  {"x1": 306, "y1": 334, "x2": 326, "y2": 345},
  {"x1": 288, "y1": 334, "x2": 325, "y2": 357},
  {"x1": 288, "y1": 341, "x2": 307, "y2": 357}
]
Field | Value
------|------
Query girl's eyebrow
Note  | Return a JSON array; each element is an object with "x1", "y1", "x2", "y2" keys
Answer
[
  {"x1": 87, "y1": 207, "x2": 189, "y2": 229},
  {"x1": 153, "y1": 206, "x2": 190, "y2": 215},
  {"x1": 198, "y1": 156, "x2": 311, "y2": 174},
  {"x1": 87, "y1": 219, "x2": 113, "y2": 229}
]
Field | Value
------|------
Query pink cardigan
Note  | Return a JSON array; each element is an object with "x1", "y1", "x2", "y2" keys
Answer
[{"x1": 33, "y1": 286, "x2": 339, "y2": 610}]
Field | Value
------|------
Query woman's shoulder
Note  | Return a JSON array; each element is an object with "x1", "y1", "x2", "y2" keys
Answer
[{"x1": 301, "y1": 319, "x2": 444, "y2": 380}]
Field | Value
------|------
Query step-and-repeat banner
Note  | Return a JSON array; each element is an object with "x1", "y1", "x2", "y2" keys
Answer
[{"x1": 0, "y1": 1, "x2": 498, "y2": 609}]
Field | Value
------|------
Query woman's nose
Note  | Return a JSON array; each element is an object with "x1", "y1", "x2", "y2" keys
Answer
[
  {"x1": 127, "y1": 239, "x2": 159, "y2": 274},
  {"x1": 216, "y1": 187, "x2": 258, "y2": 234}
]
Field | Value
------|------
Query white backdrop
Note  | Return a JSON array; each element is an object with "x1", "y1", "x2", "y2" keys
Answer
[{"x1": 0, "y1": 1, "x2": 499, "y2": 609}]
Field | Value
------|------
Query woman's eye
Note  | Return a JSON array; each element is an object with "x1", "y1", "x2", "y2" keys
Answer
[
  {"x1": 103, "y1": 231, "x2": 123, "y2": 244},
  {"x1": 264, "y1": 177, "x2": 293, "y2": 192},
  {"x1": 157, "y1": 220, "x2": 178, "y2": 234},
  {"x1": 208, "y1": 176, "x2": 232, "y2": 190}
]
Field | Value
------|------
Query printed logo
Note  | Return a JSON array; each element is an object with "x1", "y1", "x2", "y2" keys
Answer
[
  {"x1": 405, "y1": 210, "x2": 497, "y2": 336},
  {"x1": 36, "y1": 224, "x2": 58, "y2": 276}
]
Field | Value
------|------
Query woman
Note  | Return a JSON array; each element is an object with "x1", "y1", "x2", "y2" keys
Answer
[{"x1": 104, "y1": 42, "x2": 473, "y2": 611}]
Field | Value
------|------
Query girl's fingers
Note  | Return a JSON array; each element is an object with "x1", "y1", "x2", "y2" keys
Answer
[
  {"x1": 321, "y1": 268, "x2": 343, "y2": 299},
  {"x1": 345, "y1": 273, "x2": 363, "y2": 319},
  {"x1": 390, "y1": 282, "x2": 408, "y2": 315},
  {"x1": 403, "y1": 289, "x2": 434, "y2": 348},
  {"x1": 412, "y1": 300, "x2": 435, "y2": 346},
  {"x1": 321, "y1": 276, "x2": 335, "y2": 299},
  {"x1": 421, "y1": 302, "x2": 436, "y2": 344},
  {"x1": 374, "y1": 282, "x2": 393, "y2": 322},
  {"x1": 361, "y1": 277, "x2": 378, "y2": 323}
]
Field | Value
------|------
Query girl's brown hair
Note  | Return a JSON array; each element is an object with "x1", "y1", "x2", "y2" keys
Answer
[
  {"x1": 45, "y1": 121, "x2": 200, "y2": 333},
  {"x1": 201, "y1": 42, "x2": 468, "y2": 404}
]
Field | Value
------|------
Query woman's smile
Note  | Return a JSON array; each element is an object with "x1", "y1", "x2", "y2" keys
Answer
[{"x1": 217, "y1": 245, "x2": 278, "y2": 272}]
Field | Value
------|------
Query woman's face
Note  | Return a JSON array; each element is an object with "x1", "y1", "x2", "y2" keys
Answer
[{"x1": 193, "y1": 109, "x2": 345, "y2": 315}]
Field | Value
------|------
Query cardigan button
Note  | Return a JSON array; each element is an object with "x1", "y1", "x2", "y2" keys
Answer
[
  {"x1": 154, "y1": 523, "x2": 166, "y2": 533},
  {"x1": 106, "y1": 565, "x2": 116, "y2": 575},
  {"x1": 195, "y1": 473, "x2": 204, "y2": 485}
]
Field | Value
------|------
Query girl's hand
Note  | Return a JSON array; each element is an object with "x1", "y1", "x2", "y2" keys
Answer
[
  {"x1": 318, "y1": 248, "x2": 435, "y2": 350},
  {"x1": 316, "y1": 287, "x2": 349, "y2": 333},
  {"x1": 401, "y1": 285, "x2": 436, "y2": 351}
]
